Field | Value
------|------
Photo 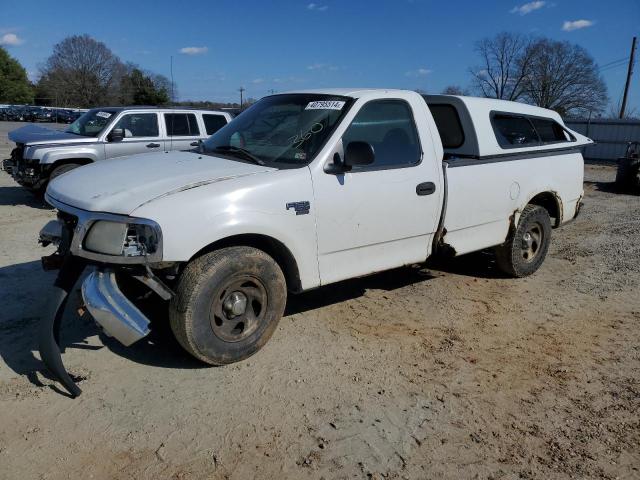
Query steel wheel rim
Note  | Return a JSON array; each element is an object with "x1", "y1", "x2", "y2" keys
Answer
[
  {"x1": 209, "y1": 274, "x2": 268, "y2": 342},
  {"x1": 521, "y1": 222, "x2": 543, "y2": 263}
]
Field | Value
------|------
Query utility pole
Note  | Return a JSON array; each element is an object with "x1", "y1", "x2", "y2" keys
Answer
[
  {"x1": 170, "y1": 56, "x2": 175, "y2": 105},
  {"x1": 238, "y1": 87, "x2": 245, "y2": 108},
  {"x1": 620, "y1": 36, "x2": 637, "y2": 119}
]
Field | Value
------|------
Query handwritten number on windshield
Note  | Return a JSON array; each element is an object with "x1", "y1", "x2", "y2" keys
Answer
[{"x1": 288, "y1": 123, "x2": 324, "y2": 149}]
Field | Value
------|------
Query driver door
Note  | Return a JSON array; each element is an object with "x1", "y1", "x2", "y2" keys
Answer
[
  {"x1": 104, "y1": 112, "x2": 163, "y2": 159},
  {"x1": 311, "y1": 99, "x2": 441, "y2": 285}
]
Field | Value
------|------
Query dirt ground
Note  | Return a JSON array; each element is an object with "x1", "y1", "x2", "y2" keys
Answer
[{"x1": 0, "y1": 121, "x2": 638, "y2": 480}]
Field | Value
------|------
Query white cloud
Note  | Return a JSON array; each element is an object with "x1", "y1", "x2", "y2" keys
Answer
[
  {"x1": 252, "y1": 78, "x2": 264, "y2": 84},
  {"x1": 562, "y1": 19, "x2": 594, "y2": 31},
  {"x1": 510, "y1": 1, "x2": 545, "y2": 15},
  {"x1": 405, "y1": 68, "x2": 432, "y2": 77},
  {"x1": 179, "y1": 46, "x2": 208, "y2": 55},
  {"x1": 307, "y1": 63, "x2": 338, "y2": 71},
  {"x1": 307, "y1": 3, "x2": 328, "y2": 11},
  {"x1": 0, "y1": 33, "x2": 24, "y2": 46},
  {"x1": 273, "y1": 76, "x2": 305, "y2": 84}
]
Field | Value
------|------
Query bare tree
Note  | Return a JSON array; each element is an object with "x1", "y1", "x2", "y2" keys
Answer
[
  {"x1": 606, "y1": 98, "x2": 638, "y2": 119},
  {"x1": 441, "y1": 85, "x2": 469, "y2": 95},
  {"x1": 469, "y1": 32, "x2": 535, "y2": 101},
  {"x1": 37, "y1": 34, "x2": 124, "y2": 108},
  {"x1": 522, "y1": 39, "x2": 608, "y2": 116}
]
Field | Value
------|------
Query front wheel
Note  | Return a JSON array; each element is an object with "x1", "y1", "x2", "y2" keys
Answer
[
  {"x1": 494, "y1": 204, "x2": 552, "y2": 277},
  {"x1": 169, "y1": 246, "x2": 287, "y2": 365},
  {"x1": 49, "y1": 163, "x2": 82, "y2": 181}
]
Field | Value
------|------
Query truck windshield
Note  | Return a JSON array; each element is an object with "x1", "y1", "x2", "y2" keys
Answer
[
  {"x1": 66, "y1": 109, "x2": 118, "y2": 137},
  {"x1": 202, "y1": 94, "x2": 352, "y2": 167}
]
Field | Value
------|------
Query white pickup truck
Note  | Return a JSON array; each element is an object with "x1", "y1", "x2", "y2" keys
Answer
[{"x1": 38, "y1": 89, "x2": 592, "y2": 396}]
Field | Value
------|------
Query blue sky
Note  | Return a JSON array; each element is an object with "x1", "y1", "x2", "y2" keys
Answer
[{"x1": 1, "y1": 0, "x2": 638, "y2": 113}]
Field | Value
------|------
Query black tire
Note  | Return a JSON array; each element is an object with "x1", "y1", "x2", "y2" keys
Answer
[
  {"x1": 615, "y1": 158, "x2": 640, "y2": 191},
  {"x1": 49, "y1": 163, "x2": 81, "y2": 181},
  {"x1": 495, "y1": 204, "x2": 552, "y2": 277},
  {"x1": 169, "y1": 246, "x2": 287, "y2": 365}
]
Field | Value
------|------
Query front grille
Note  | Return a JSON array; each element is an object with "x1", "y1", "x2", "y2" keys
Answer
[
  {"x1": 10, "y1": 143, "x2": 24, "y2": 165},
  {"x1": 57, "y1": 211, "x2": 78, "y2": 255},
  {"x1": 58, "y1": 211, "x2": 78, "y2": 230}
]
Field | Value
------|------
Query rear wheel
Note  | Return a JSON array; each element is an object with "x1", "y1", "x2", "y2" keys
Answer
[
  {"x1": 495, "y1": 204, "x2": 551, "y2": 277},
  {"x1": 169, "y1": 246, "x2": 287, "y2": 365}
]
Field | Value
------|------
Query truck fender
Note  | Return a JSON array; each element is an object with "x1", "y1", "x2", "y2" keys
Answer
[
  {"x1": 40, "y1": 147, "x2": 100, "y2": 165},
  {"x1": 182, "y1": 219, "x2": 315, "y2": 291},
  {"x1": 517, "y1": 190, "x2": 563, "y2": 228}
]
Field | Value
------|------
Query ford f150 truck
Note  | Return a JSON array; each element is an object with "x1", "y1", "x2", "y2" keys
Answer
[
  {"x1": 36, "y1": 89, "x2": 592, "y2": 396},
  {"x1": 5, "y1": 106, "x2": 233, "y2": 192}
]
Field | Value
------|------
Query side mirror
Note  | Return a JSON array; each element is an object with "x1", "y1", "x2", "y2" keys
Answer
[
  {"x1": 108, "y1": 128, "x2": 125, "y2": 142},
  {"x1": 344, "y1": 141, "x2": 375, "y2": 169}
]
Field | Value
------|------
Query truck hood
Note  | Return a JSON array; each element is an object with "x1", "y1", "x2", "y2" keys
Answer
[
  {"x1": 8, "y1": 124, "x2": 95, "y2": 145},
  {"x1": 46, "y1": 151, "x2": 275, "y2": 215}
]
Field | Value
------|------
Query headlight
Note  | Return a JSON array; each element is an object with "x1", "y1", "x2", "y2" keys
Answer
[{"x1": 84, "y1": 220, "x2": 160, "y2": 258}]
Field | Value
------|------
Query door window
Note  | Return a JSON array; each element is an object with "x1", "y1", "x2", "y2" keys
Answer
[
  {"x1": 165, "y1": 113, "x2": 200, "y2": 136},
  {"x1": 342, "y1": 100, "x2": 421, "y2": 169},
  {"x1": 203, "y1": 114, "x2": 228, "y2": 135},
  {"x1": 112, "y1": 113, "x2": 159, "y2": 138}
]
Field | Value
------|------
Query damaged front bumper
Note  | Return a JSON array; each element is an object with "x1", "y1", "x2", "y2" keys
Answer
[
  {"x1": 40, "y1": 263, "x2": 172, "y2": 397},
  {"x1": 38, "y1": 210, "x2": 173, "y2": 397},
  {"x1": 81, "y1": 269, "x2": 151, "y2": 347},
  {"x1": 11, "y1": 157, "x2": 47, "y2": 189}
]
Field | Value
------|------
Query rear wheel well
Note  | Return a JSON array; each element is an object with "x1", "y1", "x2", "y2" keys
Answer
[
  {"x1": 528, "y1": 192, "x2": 561, "y2": 227},
  {"x1": 190, "y1": 234, "x2": 303, "y2": 293}
]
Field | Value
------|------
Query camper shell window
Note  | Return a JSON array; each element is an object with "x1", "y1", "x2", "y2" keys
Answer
[{"x1": 490, "y1": 111, "x2": 575, "y2": 149}]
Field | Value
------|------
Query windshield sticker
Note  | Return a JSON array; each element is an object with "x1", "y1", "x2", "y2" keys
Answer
[
  {"x1": 294, "y1": 152, "x2": 307, "y2": 160},
  {"x1": 96, "y1": 111, "x2": 112, "y2": 119},
  {"x1": 305, "y1": 100, "x2": 345, "y2": 110}
]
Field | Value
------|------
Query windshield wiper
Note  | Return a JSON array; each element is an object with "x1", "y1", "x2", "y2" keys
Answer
[{"x1": 211, "y1": 145, "x2": 266, "y2": 166}]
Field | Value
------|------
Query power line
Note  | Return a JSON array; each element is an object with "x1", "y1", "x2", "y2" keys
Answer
[
  {"x1": 599, "y1": 60, "x2": 629, "y2": 73},
  {"x1": 599, "y1": 57, "x2": 628, "y2": 70}
]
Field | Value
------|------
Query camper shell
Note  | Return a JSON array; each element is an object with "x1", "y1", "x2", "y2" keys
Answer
[{"x1": 424, "y1": 95, "x2": 591, "y2": 161}]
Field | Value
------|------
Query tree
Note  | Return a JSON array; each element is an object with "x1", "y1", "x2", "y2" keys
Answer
[
  {"x1": 37, "y1": 34, "x2": 124, "y2": 108},
  {"x1": 0, "y1": 46, "x2": 34, "y2": 104},
  {"x1": 441, "y1": 85, "x2": 469, "y2": 95},
  {"x1": 470, "y1": 32, "x2": 609, "y2": 116},
  {"x1": 119, "y1": 65, "x2": 170, "y2": 105},
  {"x1": 606, "y1": 98, "x2": 638, "y2": 119},
  {"x1": 522, "y1": 39, "x2": 608, "y2": 116},
  {"x1": 469, "y1": 32, "x2": 535, "y2": 101}
]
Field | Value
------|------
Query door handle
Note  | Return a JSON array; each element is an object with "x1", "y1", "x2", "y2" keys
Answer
[
  {"x1": 190, "y1": 141, "x2": 200, "y2": 147},
  {"x1": 146, "y1": 143, "x2": 160, "y2": 148},
  {"x1": 416, "y1": 182, "x2": 436, "y2": 196}
]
